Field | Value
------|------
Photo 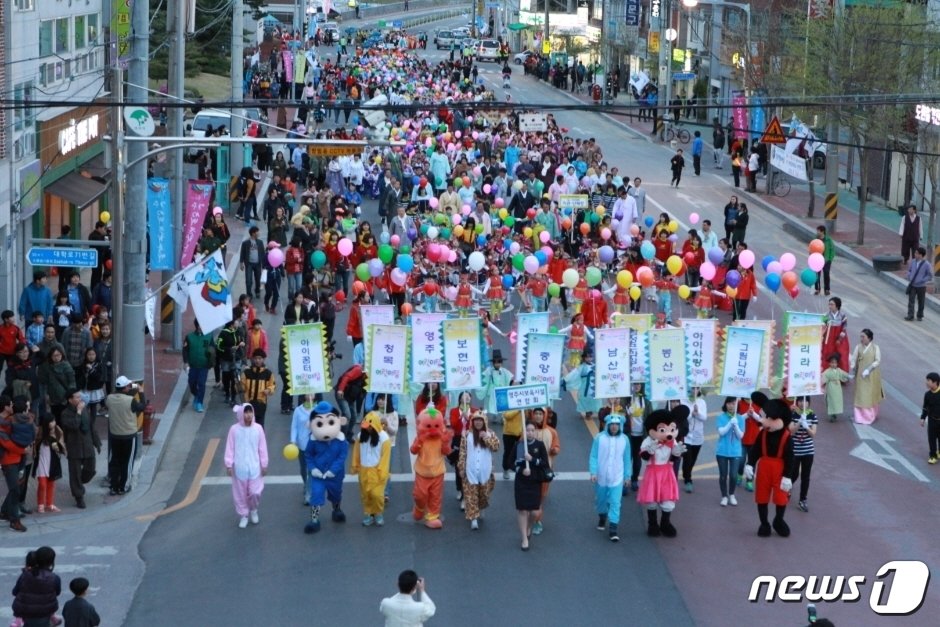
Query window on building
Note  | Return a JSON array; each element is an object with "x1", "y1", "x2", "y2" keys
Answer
[
  {"x1": 56, "y1": 17, "x2": 70, "y2": 54},
  {"x1": 13, "y1": 82, "x2": 35, "y2": 132},
  {"x1": 39, "y1": 20, "x2": 53, "y2": 57},
  {"x1": 88, "y1": 14, "x2": 100, "y2": 45},
  {"x1": 75, "y1": 15, "x2": 86, "y2": 49},
  {"x1": 15, "y1": 0, "x2": 36, "y2": 10}
]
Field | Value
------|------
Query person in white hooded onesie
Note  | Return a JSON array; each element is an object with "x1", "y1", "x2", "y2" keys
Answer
[{"x1": 224, "y1": 403, "x2": 269, "y2": 528}]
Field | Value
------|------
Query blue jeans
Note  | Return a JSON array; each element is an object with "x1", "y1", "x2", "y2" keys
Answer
[
  {"x1": 336, "y1": 396, "x2": 362, "y2": 439},
  {"x1": 188, "y1": 367, "x2": 209, "y2": 404},
  {"x1": 717, "y1": 455, "x2": 739, "y2": 497},
  {"x1": 287, "y1": 272, "x2": 303, "y2": 297},
  {"x1": 334, "y1": 269, "x2": 349, "y2": 295}
]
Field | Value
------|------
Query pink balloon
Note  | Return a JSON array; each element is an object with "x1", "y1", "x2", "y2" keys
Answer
[
  {"x1": 509, "y1": 242, "x2": 521, "y2": 254},
  {"x1": 630, "y1": 224, "x2": 640, "y2": 236},
  {"x1": 494, "y1": 198, "x2": 504, "y2": 208},
  {"x1": 429, "y1": 197, "x2": 439, "y2": 209},
  {"x1": 767, "y1": 261, "x2": 782, "y2": 275},
  {"x1": 539, "y1": 231, "x2": 551, "y2": 244},
  {"x1": 267, "y1": 248, "x2": 285, "y2": 268},
  {"x1": 600, "y1": 227, "x2": 612, "y2": 241},
  {"x1": 483, "y1": 184, "x2": 492, "y2": 194},
  {"x1": 337, "y1": 238, "x2": 353, "y2": 257},
  {"x1": 447, "y1": 250, "x2": 457, "y2": 263},
  {"x1": 427, "y1": 243, "x2": 441, "y2": 261},
  {"x1": 472, "y1": 131, "x2": 479, "y2": 140},
  {"x1": 700, "y1": 261, "x2": 716, "y2": 281},
  {"x1": 779, "y1": 252, "x2": 796, "y2": 272},
  {"x1": 455, "y1": 131, "x2": 462, "y2": 139},
  {"x1": 555, "y1": 167, "x2": 564, "y2": 176},
  {"x1": 472, "y1": 167, "x2": 482, "y2": 176},
  {"x1": 390, "y1": 234, "x2": 400, "y2": 247},
  {"x1": 390, "y1": 268, "x2": 407, "y2": 286},
  {"x1": 445, "y1": 286, "x2": 458, "y2": 301},
  {"x1": 540, "y1": 245, "x2": 554, "y2": 259},
  {"x1": 807, "y1": 252, "x2": 825, "y2": 272},
  {"x1": 738, "y1": 249, "x2": 755, "y2": 269},
  {"x1": 461, "y1": 204, "x2": 472, "y2": 215},
  {"x1": 524, "y1": 255, "x2": 540, "y2": 274},
  {"x1": 438, "y1": 245, "x2": 451, "y2": 261},
  {"x1": 689, "y1": 212, "x2": 699, "y2": 225},
  {"x1": 452, "y1": 213, "x2": 462, "y2": 225}
]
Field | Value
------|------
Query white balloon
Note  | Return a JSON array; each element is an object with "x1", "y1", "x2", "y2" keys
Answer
[
  {"x1": 468, "y1": 251, "x2": 486, "y2": 272},
  {"x1": 427, "y1": 226, "x2": 439, "y2": 240}
]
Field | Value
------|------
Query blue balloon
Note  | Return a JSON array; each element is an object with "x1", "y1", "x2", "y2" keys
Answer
[
  {"x1": 764, "y1": 272, "x2": 781, "y2": 293},
  {"x1": 563, "y1": 207, "x2": 572, "y2": 216},
  {"x1": 645, "y1": 216, "x2": 654, "y2": 228},
  {"x1": 598, "y1": 245, "x2": 615, "y2": 264},
  {"x1": 707, "y1": 247, "x2": 724, "y2": 265},
  {"x1": 534, "y1": 250, "x2": 547, "y2": 265},
  {"x1": 726, "y1": 270, "x2": 742, "y2": 288},
  {"x1": 640, "y1": 241, "x2": 656, "y2": 260},
  {"x1": 761, "y1": 255, "x2": 775, "y2": 272},
  {"x1": 477, "y1": 235, "x2": 487, "y2": 246},
  {"x1": 379, "y1": 231, "x2": 391, "y2": 245},
  {"x1": 412, "y1": 175, "x2": 421, "y2": 186},
  {"x1": 397, "y1": 254, "x2": 414, "y2": 273},
  {"x1": 504, "y1": 238, "x2": 513, "y2": 251},
  {"x1": 502, "y1": 274, "x2": 514, "y2": 289}
]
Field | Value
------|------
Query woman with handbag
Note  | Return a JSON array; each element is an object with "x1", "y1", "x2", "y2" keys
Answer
[
  {"x1": 33, "y1": 414, "x2": 66, "y2": 513},
  {"x1": 514, "y1": 422, "x2": 550, "y2": 551}
]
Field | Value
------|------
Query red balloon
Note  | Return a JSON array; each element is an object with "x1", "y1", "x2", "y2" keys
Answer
[
  {"x1": 400, "y1": 303, "x2": 413, "y2": 316},
  {"x1": 462, "y1": 176, "x2": 471, "y2": 188},
  {"x1": 420, "y1": 176, "x2": 428, "y2": 187},
  {"x1": 334, "y1": 290, "x2": 346, "y2": 303},
  {"x1": 789, "y1": 286, "x2": 800, "y2": 299},
  {"x1": 352, "y1": 280, "x2": 366, "y2": 295},
  {"x1": 526, "y1": 208, "x2": 537, "y2": 219},
  {"x1": 423, "y1": 280, "x2": 437, "y2": 296},
  {"x1": 683, "y1": 252, "x2": 695, "y2": 266},
  {"x1": 579, "y1": 223, "x2": 590, "y2": 236},
  {"x1": 105, "y1": 259, "x2": 113, "y2": 270}
]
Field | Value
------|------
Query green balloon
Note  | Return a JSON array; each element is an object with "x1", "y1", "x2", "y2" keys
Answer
[
  {"x1": 474, "y1": 224, "x2": 484, "y2": 234},
  {"x1": 549, "y1": 326, "x2": 558, "y2": 334},
  {"x1": 439, "y1": 123, "x2": 447, "y2": 132},
  {"x1": 440, "y1": 227, "x2": 451, "y2": 239},
  {"x1": 378, "y1": 244, "x2": 394, "y2": 264},
  {"x1": 420, "y1": 223, "x2": 430, "y2": 236},
  {"x1": 512, "y1": 253, "x2": 525, "y2": 271},
  {"x1": 503, "y1": 216, "x2": 516, "y2": 228},
  {"x1": 534, "y1": 180, "x2": 544, "y2": 195},
  {"x1": 435, "y1": 213, "x2": 448, "y2": 225},
  {"x1": 310, "y1": 250, "x2": 327, "y2": 269},
  {"x1": 547, "y1": 283, "x2": 560, "y2": 297},
  {"x1": 800, "y1": 268, "x2": 817, "y2": 287},
  {"x1": 589, "y1": 212, "x2": 600, "y2": 224},
  {"x1": 453, "y1": 177, "x2": 463, "y2": 188},
  {"x1": 586, "y1": 267, "x2": 602, "y2": 287},
  {"x1": 399, "y1": 245, "x2": 411, "y2": 254},
  {"x1": 356, "y1": 263, "x2": 371, "y2": 282}
]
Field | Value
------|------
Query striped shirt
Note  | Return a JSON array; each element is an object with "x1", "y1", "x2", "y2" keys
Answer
[{"x1": 791, "y1": 411, "x2": 818, "y2": 456}]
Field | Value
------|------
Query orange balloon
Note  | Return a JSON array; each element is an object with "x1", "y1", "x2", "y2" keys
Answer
[
  {"x1": 579, "y1": 222, "x2": 590, "y2": 236},
  {"x1": 637, "y1": 267, "x2": 654, "y2": 287},
  {"x1": 808, "y1": 239, "x2": 825, "y2": 254},
  {"x1": 352, "y1": 280, "x2": 366, "y2": 295},
  {"x1": 400, "y1": 303, "x2": 413, "y2": 316},
  {"x1": 781, "y1": 271, "x2": 798, "y2": 290},
  {"x1": 562, "y1": 218, "x2": 572, "y2": 230},
  {"x1": 725, "y1": 286, "x2": 737, "y2": 298}
]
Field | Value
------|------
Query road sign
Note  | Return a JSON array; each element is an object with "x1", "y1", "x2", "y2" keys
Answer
[
  {"x1": 392, "y1": 20, "x2": 403, "y2": 28},
  {"x1": 485, "y1": 2, "x2": 500, "y2": 8},
  {"x1": 124, "y1": 107, "x2": 155, "y2": 137},
  {"x1": 672, "y1": 72, "x2": 696, "y2": 81},
  {"x1": 28, "y1": 247, "x2": 99, "y2": 268},
  {"x1": 493, "y1": 384, "x2": 549, "y2": 412},
  {"x1": 760, "y1": 115, "x2": 787, "y2": 145}
]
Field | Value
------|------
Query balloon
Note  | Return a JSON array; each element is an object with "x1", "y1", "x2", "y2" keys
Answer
[
  {"x1": 689, "y1": 212, "x2": 699, "y2": 225},
  {"x1": 598, "y1": 245, "x2": 615, "y2": 264},
  {"x1": 423, "y1": 281, "x2": 438, "y2": 296},
  {"x1": 311, "y1": 250, "x2": 327, "y2": 269},
  {"x1": 725, "y1": 286, "x2": 738, "y2": 298},
  {"x1": 526, "y1": 208, "x2": 537, "y2": 220},
  {"x1": 707, "y1": 247, "x2": 724, "y2": 265},
  {"x1": 513, "y1": 180, "x2": 524, "y2": 191},
  {"x1": 283, "y1": 443, "x2": 299, "y2": 460},
  {"x1": 494, "y1": 197, "x2": 505, "y2": 208},
  {"x1": 667, "y1": 220, "x2": 679, "y2": 233},
  {"x1": 468, "y1": 251, "x2": 486, "y2": 271},
  {"x1": 637, "y1": 267, "x2": 654, "y2": 287},
  {"x1": 453, "y1": 225, "x2": 464, "y2": 238},
  {"x1": 378, "y1": 245, "x2": 394, "y2": 264},
  {"x1": 726, "y1": 270, "x2": 742, "y2": 288},
  {"x1": 352, "y1": 280, "x2": 366, "y2": 295},
  {"x1": 600, "y1": 227, "x2": 612, "y2": 240},
  {"x1": 512, "y1": 253, "x2": 525, "y2": 272},
  {"x1": 524, "y1": 255, "x2": 540, "y2": 274},
  {"x1": 502, "y1": 274, "x2": 514, "y2": 289},
  {"x1": 100, "y1": 211, "x2": 112, "y2": 223},
  {"x1": 807, "y1": 252, "x2": 825, "y2": 272},
  {"x1": 808, "y1": 239, "x2": 825, "y2": 254},
  {"x1": 426, "y1": 243, "x2": 441, "y2": 262},
  {"x1": 738, "y1": 250, "x2": 755, "y2": 269},
  {"x1": 780, "y1": 252, "x2": 796, "y2": 271},
  {"x1": 534, "y1": 251, "x2": 547, "y2": 266},
  {"x1": 767, "y1": 261, "x2": 782, "y2": 275},
  {"x1": 523, "y1": 227, "x2": 533, "y2": 239},
  {"x1": 562, "y1": 218, "x2": 572, "y2": 230},
  {"x1": 440, "y1": 227, "x2": 451, "y2": 240},
  {"x1": 630, "y1": 224, "x2": 640, "y2": 236},
  {"x1": 337, "y1": 238, "x2": 354, "y2": 257},
  {"x1": 678, "y1": 285, "x2": 691, "y2": 299},
  {"x1": 765, "y1": 272, "x2": 781, "y2": 292},
  {"x1": 267, "y1": 248, "x2": 285, "y2": 268},
  {"x1": 666, "y1": 255, "x2": 683, "y2": 276},
  {"x1": 356, "y1": 263, "x2": 371, "y2": 281},
  {"x1": 789, "y1": 286, "x2": 800, "y2": 299},
  {"x1": 477, "y1": 235, "x2": 487, "y2": 246},
  {"x1": 483, "y1": 184, "x2": 492, "y2": 194},
  {"x1": 452, "y1": 213, "x2": 462, "y2": 225},
  {"x1": 645, "y1": 216, "x2": 654, "y2": 228},
  {"x1": 668, "y1": 234, "x2": 678, "y2": 243},
  {"x1": 378, "y1": 231, "x2": 390, "y2": 246},
  {"x1": 585, "y1": 267, "x2": 602, "y2": 287},
  {"x1": 683, "y1": 252, "x2": 695, "y2": 266},
  {"x1": 509, "y1": 241, "x2": 521, "y2": 254},
  {"x1": 562, "y1": 268, "x2": 579, "y2": 288},
  {"x1": 453, "y1": 177, "x2": 462, "y2": 188},
  {"x1": 761, "y1": 255, "x2": 775, "y2": 271},
  {"x1": 539, "y1": 230, "x2": 551, "y2": 244},
  {"x1": 462, "y1": 176, "x2": 471, "y2": 188},
  {"x1": 427, "y1": 226, "x2": 439, "y2": 240},
  {"x1": 617, "y1": 270, "x2": 634, "y2": 288},
  {"x1": 640, "y1": 241, "x2": 656, "y2": 260},
  {"x1": 548, "y1": 283, "x2": 561, "y2": 297},
  {"x1": 334, "y1": 290, "x2": 346, "y2": 303},
  {"x1": 400, "y1": 303, "x2": 413, "y2": 316},
  {"x1": 781, "y1": 271, "x2": 798, "y2": 290},
  {"x1": 498, "y1": 208, "x2": 509, "y2": 220},
  {"x1": 390, "y1": 235, "x2": 401, "y2": 248},
  {"x1": 541, "y1": 246, "x2": 554, "y2": 260},
  {"x1": 429, "y1": 197, "x2": 439, "y2": 209},
  {"x1": 445, "y1": 286, "x2": 458, "y2": 300},
  {"x1": 580, "y1": 223, "x2": 590, "y2": 236},
  {"x1": 629, "y1": 286, "x2": 642, "y2": 301},
  {"x1": 397, "y1": 254, "x2": 414, "y2": 273},
  {"x1": 800, "y1": 268, "x2": 817, "y2": 287},
  {"x1": 390, "y1": 268, "x2": 407, "y2": 286},
  {"x1": 504, "y1": 216, "x2": 515, "y2": 228},
  {"x1": 700, "y1": 261, "x2": 716, "y2": 281}
]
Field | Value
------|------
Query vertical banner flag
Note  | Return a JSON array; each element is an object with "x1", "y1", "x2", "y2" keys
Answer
[
  {"x1": 514, "y1": 312, "x2": 550, "y2": 381},
  {"x1": 733, "y1": 320, "x2": 775, "y2": 388},
  {"x1": 681, "y1": 319, "x2": 717, "y2": 387},
  {"x1": 732, "y1": 91, "x2": 749, "y2": 140},
  {"x1": 186, "y1": 250, "x2": 233, "y2": 333},
  {"x1": 441, "y1": 318, "x2": 484, "y2": 392},
  {"x1": 613, "y1": 313, "x2": 653, "y2": 384},
  {"x1": 147, "y1": 178, "x2": 173, "y2": 271},
  {"x1": 647, "y1": 328, "x2": 689, "y2": 402},
  {"x1": 361, "y1": 305, "x2": 395, "y2": 357},
  {"x1": 786, "y1": 324, "x2": 823, "y2": 397},
  {"x1": 523, "y1": 333, "x2": 566, "y2": 400},
  {"x1": 411, "y1": 313, "x2": 446, "y2": 383},
  {"x1": 282, "y1": 323, "x2": 330, "y2": 395},
  {"x1": 367, "y1": 324, "x2": 410, "y2": 394},
  {"x1": 625, "y1": 0, "x2": 640, "y2": 26},
  {"x1": 181, "y1": 180, "x2": 213, "y2": 267},
  {"x1": 593, "y1": 328, "x2": 632, "y2": 399},
  {"x1": 750, "y1": 93, "x2": 766, "y2": 145},
  {"x1": 719, "y1": 326, "x2": 766, "y2": 398},
  {"x1": 281, "y1": 50, "x2": 294, "y2": 87}
]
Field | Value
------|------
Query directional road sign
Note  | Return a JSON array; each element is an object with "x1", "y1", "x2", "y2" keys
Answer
[{"x1": 27, "y1": 247, "x2": 99, "y2": 268}]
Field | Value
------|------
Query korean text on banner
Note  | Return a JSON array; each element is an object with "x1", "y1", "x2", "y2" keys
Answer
[
  {"x1": 514, "y1": 312, "x2": 550, "y2": 381},
  {"x1": 648, "y1": 328, "x2": 688, "y2": 402},
  {"x1": 367, "y1": 324, "x2": 410, "y2": 395},
  {"x1": 493, "y1": 384, "x2": 549, "y2": 413},
  {"x1": 523, "y1": 332, "x2": 566, "y2": 400},
  {"x1": 411, "y1": 313, "x2": 446, "y2": 382},
  {"x1": 732, "y1": 91, "x2": 749, "y2": 141},
  {"x1": 719, "y1": 326, "x2": 766, "y2": 398},
  {"x1": 361, "y1": 305, "x2": 395, "y2": 357},
  {"x1": 733, "y1": 319, "x2": 775, "y2": 388},
  {"x1": 593, "y1": 328, "x2": 631, "y2": 399},
  {"x1": 186, "y1": 250, "x2": 233, "y2": 334},
  {"x1": 282, "y1": 323, "x2": 330, "y2": 395},
  {"x1": 147, "y1": 178, "x2": 174, "y2": 271},
  {"x1": 785, "y1": 311, "x2": 825, "y2": 330},
  {"x1": 442, "y1": 318, "x2": 484, "y2": 392},
  {"x1": 770, "y1": 145, "x2": 810, "y2": 182},
  {"x1": 681, "y1": 319, "x2": 717, "y2": 387},
  {"x1": 786, "y1": 324, "x2": 823, "y2": 397},
  {"x1": 180, "y1": 180, "x2": 213, "y2": 267},
  {"x1": 613, "y1": 313, "x2": 653, "y2": 384}
]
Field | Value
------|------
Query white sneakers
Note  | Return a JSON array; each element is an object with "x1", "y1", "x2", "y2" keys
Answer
[
  {"x1": 720, "y1": 497, "x2": 729, "y2": 507},
  {"x1": 470, "y1": 519, "x2": 479, "y2": 530},
  {"x1": 728, "y1": 495, "x2": 738, "y2": 506},
  {"x1": 238, "y1": 516, "x2": 249, "y2": 529},
  {"x1": 250, "y1": 509, "x2": 260, "y2": 524}
]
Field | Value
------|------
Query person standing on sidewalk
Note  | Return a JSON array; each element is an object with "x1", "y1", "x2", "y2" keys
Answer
[
  {"x1": 691, "y1": 131, "x2": 704, "y2": 176},
  {"x1": 920, "y1": 372, "x2": 940, "y2": 464},
  {"x1": 747, "y1": 148, "x2": 760, "y2": 192},
  {"x1": 183, "y1": 320, "x2": 213, "y2": 413},
  {"x1": 905, "y1": 246, "x2": 931, "y2": 322},
  {"x1": 814, "y1": 225, "x2": 835, "y2": 296},
  {"x1": 105, "y1": 376, "x2": 147, "y2": 496},
  {"x1": 712, "y1": 125, "x2": 725, "y2": 169},
  {"x1": 670, "y1": 149, "x2": 685, "y2": 188},
  {"x1": 899, "y1": 204, "x2": 922, "y2": 266}
]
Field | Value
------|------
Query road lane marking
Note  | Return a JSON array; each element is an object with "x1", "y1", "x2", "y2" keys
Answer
[{"x1": 136, "y1": 438, "x2": 219, "y2": 521}]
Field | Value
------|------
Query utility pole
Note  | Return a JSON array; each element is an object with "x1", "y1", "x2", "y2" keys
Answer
[
  {"x1": 824, "y1": 0, "x2": 843, "y2": 235},
  {"x1": 658, "y1": 0, "x2": 673, "y2": 132},
  {"x1": 543, "y1": 0, "x2": 549, "y2": 51},
  {"x1": 167, "y1": 0, "x2": 189, "y2": 351},
  {"x1": 230, "y1": 0, "x2": 245, "y2": 176},
  {"x1": 707, "y1": 6, "x2": 722, "y2": 126}
]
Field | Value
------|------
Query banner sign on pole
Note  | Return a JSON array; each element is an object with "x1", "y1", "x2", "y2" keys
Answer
[
  {"x1": 593, "y1": 327, "x2": 632, "y2": 398},
  {"x1": 441, "y1": 318, "x2": 484, "y2": 391},
  {"x1": 786, "y1": 324, "x2": 824, "y2": 397},
  {"x1": 718, "y1": 326, "x2": 766, "y2": 398},
  {"x1": 367, "y1": 324, "x2": 410, "y2": 395},
  {"x1": 681, "y1": 319, "x2": 718, "y2": 387},
  {"x1": 147, "y1": 177, "x2": 174, "y2": 271},
  {"x1": 410, "y1": 313, "x2": 446, "y2": 383},
  {"x1": 361, "y1": 305, "x2": 395, "y2": 357},
  {"x1": 514, "y1": 311, "x2": 550, "y2": 381},
  {"x1": 612, "y1": 313, "x2": 653, "y2": 383},
  {"x1": 180, "y1": 180, "x2": 213, "y2": 267},
  {"x1": 557, "y1": 194, "x2": 590, "y2": 211},
  {"x1": 647, "y1": 328, "x2": 689, "y2": 402},
  {"x1": 493, "y1": 383, "x2": 549, "y2": 412},
  {"x1": 784, "y1": 310, "x2": 825, "y2": 330},
  {"x1": 523, "y1": 332, "x2": 566, "y2": 400},
  {"x1": 733, "y1": 320, "x2": 776, "y2": 388},
  {"x1": 282, "y1": 322, "x2": 330, "y2": 395}
]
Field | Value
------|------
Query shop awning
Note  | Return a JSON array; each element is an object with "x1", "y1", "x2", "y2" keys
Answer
[{"x1": 45, "y1": 171, "x2": 109, "y2": 209}]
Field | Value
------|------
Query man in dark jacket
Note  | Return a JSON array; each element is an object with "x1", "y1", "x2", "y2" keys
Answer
[
  {"x1": 239, "y1": 227, "x2": 266, "y2": 299},
  {"x1": 60, "y1": 389, "x2": 101, "y2": 509},
  {"x1": 379, "y1": 177, "x2": 404, "y2": 227}
]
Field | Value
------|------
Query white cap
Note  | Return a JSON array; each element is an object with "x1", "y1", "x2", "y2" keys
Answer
[{"x1": 115, "y1": 376, "x2": 132, "y2": 388}]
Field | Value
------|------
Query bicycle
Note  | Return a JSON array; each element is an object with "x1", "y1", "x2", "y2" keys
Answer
[
  {"x1": 770, "y1": 173, "x2": 791, "y2": 197},
  {"x1": 661, "y1": 120, "x2": 691, "y2": 144}
]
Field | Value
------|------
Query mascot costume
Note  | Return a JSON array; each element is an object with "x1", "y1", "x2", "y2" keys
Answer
[
  {"x1": 350, "y1": 411, "x2": 392, "y2": 527},
  {"x1": 304, "y1": 401, "x2": 349, "y2": 534},
  {"x1": 744, "y1": 393, "x2": 795, "y2": 537},
  {"x1": 636, "y1": 405, "x2": 690, "y2": 537},
  {"x1": 410, "y1": 408, "x2": 452, "y2": 529}
]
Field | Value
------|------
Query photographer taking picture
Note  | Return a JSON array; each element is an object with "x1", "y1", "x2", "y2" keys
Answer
[{"x1": 379, "y1": 569, "x2": 435, "y2": 627}]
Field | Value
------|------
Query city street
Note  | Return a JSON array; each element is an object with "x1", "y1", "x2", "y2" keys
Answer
[{"x1": 4, "y1": 15, "x2": 938, "y2": 627}]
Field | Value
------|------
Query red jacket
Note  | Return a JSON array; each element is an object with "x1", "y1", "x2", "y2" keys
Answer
[
  {"x1": 346, "y1": 302, "x2": 363, "y2": 339},
  {"x1": 653, "y1": 237, "x2": 674, "y2": 264},
  {"x1": 581, "y1": 295, "x2": 608, "y2": 328},
  {"x1": 337, "y1": 364, "x2": 366, "y2": 394},
  {"x1": 681, "y1": 242, "x2": 705, "y2": 270},
  {"x1": 0, "y1": 322, "x2": 25, "y2": 356},
  {"x1": 285, "y1": 246, "x2": 304, "y2": 274},
  {"x1": 0, "y1": 421, "x2": 26, "y2": 466},
  {"x1": 735, "y1": 270, "x2": 758, "y2": 300}
]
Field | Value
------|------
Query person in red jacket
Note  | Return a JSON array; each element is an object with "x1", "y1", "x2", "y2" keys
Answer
[
  {"x1": 731, "y1": 264, "x2": 757, "y2": 321},
  {"x1": 736, "y1": 392, "x2": 766, "y2": 492},
  {"x1": 653, "y1": 229, "x2": 674, "y2": 268},
  {"x1": 1, "y1": 397, "x2": 29, "y2": 531},
  {"x1": 285, "y1": 238, "x2": 305, "y2": 298},
  {"x1": 547, "y1": 251, "x2": 570, "y2": 312},
  {"x1": 581, "y1": 289, "x2": 609, "y2": 329},
  {"x1": 0, "y1": 310, "x2": 27, "y2": 379},
  {"x1": 415, "y1": 382, "x2": 448, "y2": 417},
  {"x1": 336, "y1": 363, "x2": 367, "y2": 439},
  {"x1": 681, "y1": 232, "x2": 705, "y2": 289},
  {"x1": 346, "y1": 291, "x2": 369, "y2": 347}
]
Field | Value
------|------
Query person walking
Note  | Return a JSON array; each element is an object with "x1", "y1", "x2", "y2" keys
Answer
[
  {"x1": 681, "y1": 387, "x2": 707, "y2": 493},
  {"x1": 823, "y1": 353, "x2": 851, "y2": 422},
  {"x1": 849, "y1": 329, "x2": 884, "y2": 424},
  {"x1": 1, "y1": 396, "x2": 30, "y2": 531},
  {"x1": 60, "y1": 389, "x2": 99, "y2": 509},
  {"x1": 183, "y1": 320, "x2": 214, "y2": 412},
  {"x1": 715, "y1": 397, "x2": 743, "y2": 506},
  {"x1": 723, "y1": 196, "x2": 739, "y2": 242},
  {"x1": 379, "y1": 570, "x2": 435, "y2": 627},
  {"x1": 899, "y1": 204, "x2": 922, "y2": 266},
  {"x1": 789, "y1": 396, "x2": 818, "y2": 513},
  {"x1": 457, "y1": 411, "x2": 500, "y2": 530},
  {"x1": 241, "y1": 349, "x2": 276, "y2": 428},
  {"x1": 588, "y1": 413, "x2": 631, "y2": 542},
  {"x1": 11, "y1": 546, "x2": 61, "y2": 626},
  {"x1": 904, "y1": 246, "x2": 931, "y2": 322},
  {"x1": 670, "y1": 149, "x2": 685, "y2": 188},
  {"x1": 712, "y1": 125, "x2": 725, "y2": 169},
  {"x1": 224, "y1": 403, "x2": 268, "y2": 529},
  {"x1": 921, "y1": 372, "x2": 940, "y2": 464},
  {"x1": 515, "y1": 421, "x2": 550, "y2": 551},
  {"x1": 691, "y1": 131, "x2": 703, "y2": 176},
  {"x1": 239, "y1": 226, "x2": 266, "y2": 300},
  {"x1": 61, "y1": 577, "x2": 101, "y2": 627},
  {"x1": 814, "y1": 225, "x2": 835, "y2": 296},
  {"x1": 33, "y1": 414, "x2": 65, "y2": 514},
  {"x1": 290, "y1": 395, "x2": 315, "y2": 504},
  {"x1": 105, "y1": 376, "x2": 147, "y2": 496},
  {"x1": 731, "y1": 203, "x2": 749, "y2": 247}
]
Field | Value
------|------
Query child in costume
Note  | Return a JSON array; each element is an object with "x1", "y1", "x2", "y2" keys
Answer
[
  {"x1": 224, "y1": 404, "x2": 269, "y2": 529},
  {"x1": 744, "y1": 395, "x2": 795, "y2": 537},
  {"x1": 558, "y1": 313, "x2": 593, "y2": 368},
  {"x1": 564, "y1": 350, "x2": 602, "y2": 422},
  {"x1": 589, "y1": 413, "x2": 632, "y2": 542},
  {"x1": 636, "y1": 405, "x2": 690, "y2": 537},
  {"x1": 410, "y1": 408, "x2": 452, "y2": 529},
  {"x1": 303, "y1": 401, "x2": 349, "y2": 534},
  {"x1": 350, "y1": 411, "x2": 391, "y2": 526},
  {"x1": 457, "y1": 411, "x2": 500, "y2": 530},
  {"x1": 822, "y1": 353, "x2": 851, "y2": 422}
]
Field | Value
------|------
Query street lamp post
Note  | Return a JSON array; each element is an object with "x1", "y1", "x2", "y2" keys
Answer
[{"x1": 657, "y1": 0, "x2": 678, "y2": 130}]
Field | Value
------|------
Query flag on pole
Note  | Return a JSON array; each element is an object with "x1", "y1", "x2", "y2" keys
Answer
[{"x1": 187, "y1": 250, "x2": 233, "y2": 333}]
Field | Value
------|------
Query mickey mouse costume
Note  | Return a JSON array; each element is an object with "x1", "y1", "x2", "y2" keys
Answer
[
  {"x1": 636, "y1": 404, "x2": 690, "y2": 537},
  {"x1": 744, "y1": 392, "x2": 795, "y2": 537}
]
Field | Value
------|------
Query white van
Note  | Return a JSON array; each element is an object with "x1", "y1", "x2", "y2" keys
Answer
[{"x1": 186, "y1": 108, "x2": 261, "y2": 156}]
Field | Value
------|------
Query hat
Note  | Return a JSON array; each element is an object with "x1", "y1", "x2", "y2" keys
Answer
[
  {"x1": 605, "y1": 413, "x2": 625, "y2": 427},
  {"x1": 267, "y1": 241, "x2": 281, "y2": 249},
  {"x1": 115, "y1": 375, "x2": 132, "y2": 388},
  {"x1": 492, "y1": 349, "x2": 504, "y2": 363}
]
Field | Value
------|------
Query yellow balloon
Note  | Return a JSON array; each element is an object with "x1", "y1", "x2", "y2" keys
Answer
[
  {"x1": 666, "y1": 255, "x2": 683, "y2": 276},
  {"x1": 725, "y1": 286, "x2": 738, "y2": 298},
  {"x1": 595, "y1": 206, "x2": 606, "y2": 217},
  {"x1": 498, "y1": 208, "x2": 509, "y2": 220},
  {"x1": 99, "y1": 211, "x2": 111, "y2": 224},
  {"x1": 523, "y1": 227, "x2": 533, "y2": 239},
  {"x1": 374, "y1": 156, "x2": 382, "y2": 165},
  {"x1": 453, "y1": 225, "x2": 464, "y2": 238},
  {"x1": 678, "y1": 285, "x2": 691, "y2": 300},
  {"x1": 668, "y1": 220, "x2": 679, "y2": 233},
  {"x1": 629, "y1": 286, "x2": 642, "y2": 301},
  {"x1": 282, "y1": 443, "x2": 299, "y2": 460},
  {"x1": 616, "y1": 270, "x2": 633, "y2": 289}
]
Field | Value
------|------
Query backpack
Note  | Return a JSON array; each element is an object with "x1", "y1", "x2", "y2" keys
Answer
[{"x1": 9, "y1": 416, "x2": 36, "y2": 448}]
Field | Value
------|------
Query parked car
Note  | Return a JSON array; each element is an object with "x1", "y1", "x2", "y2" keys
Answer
[
  {"x1": 477, "y1": 39, "x2": 500, "y2": 61},
  {"x1": 514, "y1": 50, "x2": 535, "y2": 65},
  {"x1": 780, "y1": 121, "x2": 828, "y2": 169},
  {"x1": 453, "y1": 26, "x2": 471, "y2": 37}
]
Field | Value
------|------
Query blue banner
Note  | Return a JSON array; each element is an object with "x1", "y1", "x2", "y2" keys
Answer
[
  {"x1": 750, "y1": 93, "x2": 766, "y2": 144},
  {"x1": 626, "y1": 0, "x2": 640, "y2": 26},
  {"x1": 147, "y1": 177, "x2": 174, "y2": 270}
]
